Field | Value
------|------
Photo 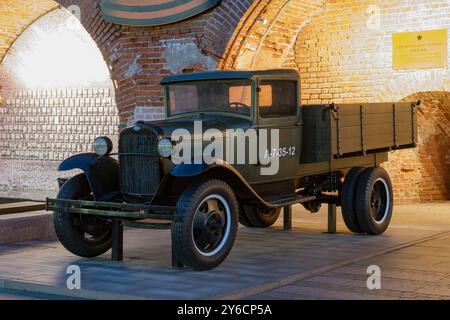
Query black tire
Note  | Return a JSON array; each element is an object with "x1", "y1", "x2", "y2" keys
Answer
[
  {"x1": 53, "y1": 174, "x2": 112, "y2": 258},
  {"x1": 172, "y1": 179, "x2": 239, "y2": 271},
  {"x1": 355, "y1": 167, "x2": 393, "y2": 235},
  {"x1": 239, "y1": 206, "x2": 254, "y2": 227},
  {"x1": 341, "y1": 167, "x2": 366, "y2": 233},
  {"x1": 240, "y1": 205, "x2": 281, "y2": 228}
]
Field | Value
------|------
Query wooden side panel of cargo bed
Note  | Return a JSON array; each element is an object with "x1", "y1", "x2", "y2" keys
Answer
[{"x1": 331, "y1": 102, "x2": 417, "y2": 158}]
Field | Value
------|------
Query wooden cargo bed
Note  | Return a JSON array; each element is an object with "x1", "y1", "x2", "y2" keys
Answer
[{"x1": 301, "y1": 102, "x2": 419, "y2": 164}]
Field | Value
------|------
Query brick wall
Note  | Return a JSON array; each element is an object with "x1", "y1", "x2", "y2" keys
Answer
[
  {"x1": 0, "y1": 89, "x2": 118, "y2": 161},
  {"x1": 107, "y1": 0, "x2": 254, "y2": 125},
  {"x1": 0, "y1": 0, "x2": 448, "y2": 202},
  {"x1": 1, "y1": 0, "x2": 254, "y2": 124},
  {"x1": 220, "y1": 0, "x2": 450, "y2": 202},
  {"x1": 385, "y1": 92, "x2": 450, "y2": 203},
  {"x1": 220, "y1": 0, "x2": 327, "y2": 70},
  {"x1": 0, "y1": 89, "x2": 119, "y2": 200},
  {"x1": 294, "y1": 0, "x2": 450, "y2": 106},
  {"x1": 291, "y1": 0, "x2": 450, "y2": 202},
  {"x1": 0, "y1": 5, "x2": 119, "y2": 200}
]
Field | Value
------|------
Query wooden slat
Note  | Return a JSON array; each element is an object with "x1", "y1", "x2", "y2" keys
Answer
[
  {"x1": 365, "y1": 134, "x2": 395, "y2": 150},
  {"x1": 342, "y1": 138, "x2": 364, "y2": 154},
  {"x1": 0, "y1": 202, "x2": 45, "y2": 215}
]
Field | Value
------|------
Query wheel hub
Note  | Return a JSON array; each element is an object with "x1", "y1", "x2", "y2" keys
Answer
[
  {"x1": 370, "y1": 179, "x2": 389, "y2": 223},
  {"x1": 192, "y1": 195, "x2": 231, "y2": 256},
  {"x1": 205, "y1": 212, "x2": 224, "y2": 241}
]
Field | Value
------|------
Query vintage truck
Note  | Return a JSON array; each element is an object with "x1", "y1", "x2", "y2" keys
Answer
[{"x1": 46, "y1": 69, "x2": 418, "y2": 270}]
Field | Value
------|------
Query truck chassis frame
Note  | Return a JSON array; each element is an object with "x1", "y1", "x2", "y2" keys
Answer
[{"x1": 46, "y1": 198, "x2": 338, "y2": 266}]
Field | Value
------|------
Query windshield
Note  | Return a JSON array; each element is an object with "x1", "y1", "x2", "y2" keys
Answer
[{"x1": 166, "y1": 80, "x2": 253, "y2": 117}]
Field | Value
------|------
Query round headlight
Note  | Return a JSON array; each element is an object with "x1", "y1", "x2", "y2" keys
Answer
[
  {"x1": 93, "y1": 137, "x2": 113, "y2": 156},
  {"x1": 158, "y1": 138, "x2": 173, "y2": 158}
]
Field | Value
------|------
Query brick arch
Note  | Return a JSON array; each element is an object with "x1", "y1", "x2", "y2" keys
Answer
[
  {"x1": 0, "y1": 0, "x2": 58, "y2": 64},
  {"x1": 0, "y1": 0, "x2": 123, "y2": 117},
  {"x1": 384, "y1": 91, "x2": 450, "y2": 203},
  {"x1": 219, "y1": 0, "x2": 327, "y2": 70},
  {"x1": 0, "y1": 3, "x2": 122, "y2": 199},
  {"x1": 0, "y1": 0, "x2": 121, "y2": 74},
  {"x1": 0, "y1": 0, "x2": 258, "y2": 123},
  {"x1": 374, "y1": 70, "x2": 450, "y2": 103},
  {"x1": 198, "y1": 0, "x2": 255, "y2": 60}
]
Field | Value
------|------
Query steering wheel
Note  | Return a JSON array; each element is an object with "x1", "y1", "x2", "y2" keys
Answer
[{"x1": 229, "y1": 102, "x2": 250, "y2": 109}]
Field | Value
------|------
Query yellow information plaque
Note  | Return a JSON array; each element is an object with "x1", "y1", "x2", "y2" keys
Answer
[{"x1": 393, "y1": 29, "x2": 448, "y2": 70}]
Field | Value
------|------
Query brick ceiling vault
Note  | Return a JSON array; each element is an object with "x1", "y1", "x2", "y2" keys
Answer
[
  {"x1": 219, "y1": 0, "x2": 327, "y2": 70},
  {"x1": 0, "y1": 0, "x2": 59, "y2": 65}
]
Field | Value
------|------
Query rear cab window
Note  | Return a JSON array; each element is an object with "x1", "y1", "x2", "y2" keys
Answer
[{"x1": 258, "y1": 80, "x2": 298, "y2": 118}]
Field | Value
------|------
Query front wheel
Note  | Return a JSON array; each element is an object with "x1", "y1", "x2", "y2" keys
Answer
[
  {"x1": 172, "y1": 179, "x2": 239, "y2": 271},
  {"x1": 53, "y1": 174, "x2": 112, "y2": 257}
]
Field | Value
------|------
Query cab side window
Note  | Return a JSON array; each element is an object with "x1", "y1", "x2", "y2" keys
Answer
[{"x1": 258, "y1": 80, "x2": 298, "y2": 118}]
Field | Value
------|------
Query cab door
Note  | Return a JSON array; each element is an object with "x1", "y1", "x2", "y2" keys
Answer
[{"x1": 252, "y1": 77, "x2": 302, "y2": 183}]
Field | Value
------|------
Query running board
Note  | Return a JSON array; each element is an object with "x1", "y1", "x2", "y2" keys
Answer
[{"x1": 267, "y1": 195, "x2": 317, "y2": 207}]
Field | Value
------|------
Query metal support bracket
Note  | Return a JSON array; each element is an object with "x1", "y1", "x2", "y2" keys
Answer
[
  {"x1": 283, "y1": 205, "x2": 292, "y2": 230},
  {"x1": 327, "y1": 204, "x2": 337, "y2": 234},
  {"x1": 111, "y1": 218, "x2": 124, "y2": 261}
]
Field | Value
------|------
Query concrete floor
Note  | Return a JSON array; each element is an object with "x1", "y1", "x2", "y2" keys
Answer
[
  {"x1": 0, "y1": 288, "x2": 79, "y2": 300},
  {"x1": 0, "y1": 203, "x2": 449, "y2": 300}
]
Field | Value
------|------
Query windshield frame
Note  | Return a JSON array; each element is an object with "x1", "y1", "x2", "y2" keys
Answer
[{"x1": 163, "y1": 79, "x2": 256, "y2": 121}]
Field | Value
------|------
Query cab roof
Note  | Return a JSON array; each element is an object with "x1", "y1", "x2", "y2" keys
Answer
[{"x1": 160, "y1": 69, "x2": 299, "y2": 85}]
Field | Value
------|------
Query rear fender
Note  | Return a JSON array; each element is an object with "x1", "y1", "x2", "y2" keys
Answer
[{"x1": 59, "y1": 153, "x2": 119, "y2": 201}]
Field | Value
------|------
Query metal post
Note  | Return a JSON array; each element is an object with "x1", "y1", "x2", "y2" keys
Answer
[
  {"x1": 112, "y1": 218, "x2": 123, "y2": 261},
  {"x1": 283, "y1": 205, "x2": 292, "y2": 230},
  {"x1": 327, "y1": 204, "x2": 337, "y2": 234}
]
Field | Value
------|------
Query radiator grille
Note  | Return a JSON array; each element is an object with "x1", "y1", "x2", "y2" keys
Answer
[{"x1": 119, "y1": 129, "x2": 160, "y2": 195}]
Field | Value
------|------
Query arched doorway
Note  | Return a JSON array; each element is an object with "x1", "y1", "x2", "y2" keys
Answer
[
  {"x1": 384, "y1": 92, "x2": 450, "y2": 203},
  {"x1": 0, "y1": 7, "x2": 119, "y2": 201}
]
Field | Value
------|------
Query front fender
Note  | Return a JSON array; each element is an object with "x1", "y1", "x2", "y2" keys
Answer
[
  {"x1": 164, "y1": 162, "x2": 273, "y2": 208},
  {"x1": 59, "y1": 153, "x2": 119, "y2": 200},
  {"x1": 169, "y1": 163, "x2": 206, "y2": 177}
]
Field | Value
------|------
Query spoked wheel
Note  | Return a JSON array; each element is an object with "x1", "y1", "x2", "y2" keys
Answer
[
  {"x1": 355, "y1": 167, "x2": 393, "y2": 235},
  {"x1": 172, "y1": 179, "x2": 238, "y2": 271},
  {"x1": 53, "y1": 174, "x2": 112, "y2": 257}
]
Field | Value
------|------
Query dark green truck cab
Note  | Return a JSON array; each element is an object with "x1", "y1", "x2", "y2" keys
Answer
[{"x1": 47, "y1": 69, "x2": 419, "y2": 270}]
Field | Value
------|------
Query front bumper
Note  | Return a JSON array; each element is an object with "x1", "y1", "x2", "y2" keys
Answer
[{"x1": 46, "y1": 198, "x2": 176, "y2": 221}]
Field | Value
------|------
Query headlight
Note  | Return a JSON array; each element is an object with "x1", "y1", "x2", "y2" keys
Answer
[
  {"x1": 158, "y1": 138, "x2": 173, "y2": 158},
  {"x1": 93, "y1": 137, "x2": 113, "y2": 156}
]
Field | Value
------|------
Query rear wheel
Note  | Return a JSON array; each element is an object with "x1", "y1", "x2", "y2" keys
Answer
[
  {"x1": 238, "y1": 206, "x2": 254, "y2": 227},
  {"x1": 53, "y1": 174, "x2": 112, "y2": 257},
  {"x1": 355, "y1": 167, "x2": 393, "y2": 235},
  {"x1": 240, "y1": 205, "x2": 281, "y2": 228},
  {"x1": 341, "y1": 167, "x2": 366, "y2": 233}
]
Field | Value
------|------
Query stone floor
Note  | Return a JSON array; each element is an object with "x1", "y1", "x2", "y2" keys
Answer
[{"x1": 0, "y1": 203, "x2": 449, "y2": 300}]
